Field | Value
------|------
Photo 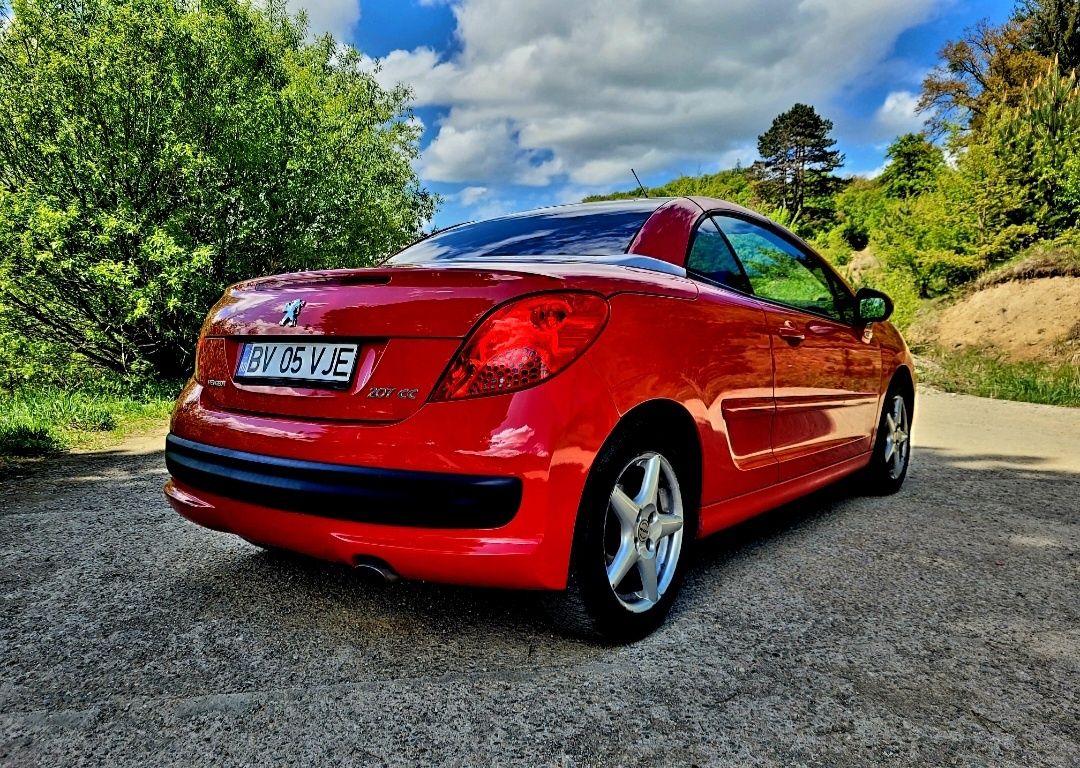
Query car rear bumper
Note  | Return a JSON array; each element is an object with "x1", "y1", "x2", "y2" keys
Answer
[
  {"x1": 164, "y1": 477, "x2": 558, "y2": 589},
  {"x1": 165, "y1": 433, "x2": 523, "y2": 529},
  {"x1": 164, "y1": 362, "x2": 621, "y2": 590}
]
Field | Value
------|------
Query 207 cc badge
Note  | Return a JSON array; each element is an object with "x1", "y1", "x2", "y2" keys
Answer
[{"x1": 279, "y1": 299, "x2": 306, "y2": 327}]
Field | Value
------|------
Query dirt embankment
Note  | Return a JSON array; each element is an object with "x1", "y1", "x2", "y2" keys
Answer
[
  {"x1": 914, "y1": 276, "x2": 1080, "y2": 364},
  {"x1": 935, "y1": 276, "x2": 1080, "y2": 361}
]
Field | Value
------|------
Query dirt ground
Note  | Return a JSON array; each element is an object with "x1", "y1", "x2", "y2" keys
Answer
[
  {"x1": 923, "y1": 276, "x2": 1080, "y2": 362},
  {"x1": 1, "y1": 390, "x2": 1078, "y2": 767}
]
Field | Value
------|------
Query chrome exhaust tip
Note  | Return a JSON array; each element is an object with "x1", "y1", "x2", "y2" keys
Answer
[{"x1": 353, "y1": 557, "x2": 399, "y2": 583}]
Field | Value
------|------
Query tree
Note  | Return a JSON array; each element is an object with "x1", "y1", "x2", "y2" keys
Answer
[
  {"x1": 880, "y1": 134, "x2": 946, "y2": 198},
  {"x1": 919, "y1": 18, "x2": 1050, "y2": 135},
  {"x1": 0, "y1": 0, "x2": 435, "y2": 380},
  {"x1": 987, "y1": 61, "x2": 1080, "y2": 234},
  {"x1": 752, "y1": 103, "x2": 844, "y2": 228},
  {"x1": 874, "y1": 139, "x2": 1036, "y2": 298},
  {"x1": 1016, "y1": 0, "x2": 1080, "y2": 74}
]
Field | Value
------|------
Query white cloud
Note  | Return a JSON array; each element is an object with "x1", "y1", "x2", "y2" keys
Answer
[
  {"x1": 845, "y1": 163, "x2": 889, "y2": 180},
  {"x1": 374, "y1": 0, "x2": 936, "y2": 200},
  {"x1": 457, "y1": 186, "x2": 490, "y2": 206},
  {"x1": 287, "y1": 0, "x2": 360, "y2": 41},
  {"x1": 875, "y1": 90, "x2": 924, "y2": 136}
]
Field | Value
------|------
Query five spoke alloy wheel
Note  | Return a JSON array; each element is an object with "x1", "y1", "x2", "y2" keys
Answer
[
  {"x1": 604, "y1": 452, "x2": 685, "y2": 613},
  {"x1": 549, "y1": 433, "x2": 694, "y2": 642},
  {"x1": 883, "y1": 393, "x2": 910, "y2": 481},
  {"x1": 863, "y1": 382, "x2": 913, "y2": 495}
]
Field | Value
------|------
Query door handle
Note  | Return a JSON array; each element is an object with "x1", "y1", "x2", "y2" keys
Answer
[{"x1": 777, "y1": 322, "x2": 805, "y2": 344}]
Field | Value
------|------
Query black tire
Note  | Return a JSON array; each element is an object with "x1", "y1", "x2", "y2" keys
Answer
[
  {"x1": 546, "y1": 428, "x2": 697, "y2": 643},
  {"x1": 861, "y1": 381, "x2": 913, "y2": 495}
]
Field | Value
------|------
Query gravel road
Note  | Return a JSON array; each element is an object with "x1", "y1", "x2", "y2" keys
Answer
[{"x1": 2, "y1": 390, "x2": 1078, "y2": 767}]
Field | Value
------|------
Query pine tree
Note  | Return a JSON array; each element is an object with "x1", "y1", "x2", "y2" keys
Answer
[
  {"x1": 752, "y1": 104, "x2": 844, "y2": 228},
  {"x1": 1016, "y1": 0, "x2": 1080, "y2": 74}
]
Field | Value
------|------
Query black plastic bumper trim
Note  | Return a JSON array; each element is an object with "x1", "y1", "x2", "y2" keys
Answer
[{"x1": 165, "y1": 433, "x2": 522, "y2": 529}]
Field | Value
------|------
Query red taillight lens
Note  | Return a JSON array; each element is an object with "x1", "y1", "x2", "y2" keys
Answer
[
  {"x1": 194, "y1": 337, "x2": 227, "y2": 385},
  {"x1": 433, "y1": 292, "x2": 609, "y2": 401}
]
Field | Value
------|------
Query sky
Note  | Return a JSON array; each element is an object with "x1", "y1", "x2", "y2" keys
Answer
[{"x1": 290, "y1": 0, "x2": 1016, "y2": 229}]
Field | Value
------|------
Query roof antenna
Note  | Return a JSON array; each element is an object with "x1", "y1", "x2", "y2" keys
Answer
[{"x1": 631, "y1": 168, "x2": 649, "y2": 198}]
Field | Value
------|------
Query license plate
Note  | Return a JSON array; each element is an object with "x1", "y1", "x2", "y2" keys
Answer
[{"x1": 235, "y1": 341, "x2": 359, "y2": 385}]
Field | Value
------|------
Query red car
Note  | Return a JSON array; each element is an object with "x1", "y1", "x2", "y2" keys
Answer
[{"x1": 165, "y1": 197, "x2": 914, "y2": 641}]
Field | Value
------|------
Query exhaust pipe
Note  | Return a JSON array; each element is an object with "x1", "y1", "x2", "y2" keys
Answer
[{"x1": 353, "y1": 556, "x2": 399, "y2": 583}]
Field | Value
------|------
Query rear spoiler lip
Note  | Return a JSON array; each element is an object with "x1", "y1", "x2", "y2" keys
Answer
[{"x1": 232, "y1": 254, "x2": 688, "y2": 293}]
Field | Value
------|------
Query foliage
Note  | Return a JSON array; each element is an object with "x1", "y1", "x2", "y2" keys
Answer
[
  {"x1": 1016, "y1": 0, "x2": 1080, "y2": 74},
  {"x1": 0, "y1": 0, "x2": 434, "y2": 381},
  {"x1": 833, "y1": 179, "x2": 889, "y2": 249},
  {"x1": 880, "y1": 134, "x2": 945, "y2": 199},
  {"x1": 985, "y1": 62, "x2": 1080, "y2": 234},
  {"x1": 582, "y1": 168, "x2": 754, "y2": 207},
  {"x1": 751, "y1": 103, "x2": 843, "y2": 230},
  {"x1": 919, "y1": 18, "x2": 1050, "y2": 135}
]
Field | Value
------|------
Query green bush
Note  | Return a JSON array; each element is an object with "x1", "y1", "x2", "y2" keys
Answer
[{"x1": 0, "y1": 0, "x2": 434, "y2": 382}]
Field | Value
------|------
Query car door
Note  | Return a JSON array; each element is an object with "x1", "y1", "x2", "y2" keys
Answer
[
  {"x1": 714, "y1": 215, "x2": 882, "y2": 481},
  {"x1": 682, "y1": 216, "x2": 777, "y2": 501}
]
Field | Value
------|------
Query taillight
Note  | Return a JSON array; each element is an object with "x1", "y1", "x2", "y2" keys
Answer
[
  {"x1": 433, "y1": 292, "x2": 609, "y2": 401},
  {"x1": 194, "y1": 337, "x2": 227, "y2": 385}
]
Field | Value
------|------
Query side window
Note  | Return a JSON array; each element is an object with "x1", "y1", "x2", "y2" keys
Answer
[
  {"x1": 686, "y1": 218, "x2": 752, "y2": 293},
  {"x1": 715, "y1": 216, "x2": 852, "y2": 322}
]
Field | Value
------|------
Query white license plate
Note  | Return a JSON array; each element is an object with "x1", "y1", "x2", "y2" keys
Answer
[{"x1": 235, "y1": 342, "x2": 359, "y2": 385}]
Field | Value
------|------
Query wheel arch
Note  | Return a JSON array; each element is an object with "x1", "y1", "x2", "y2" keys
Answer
[
  {"x1": 890, "y1": 364, "x2": 916, "y2": 408},
  {"x1": 591, "y1": 398, "x2": 704, "y2": 533}
]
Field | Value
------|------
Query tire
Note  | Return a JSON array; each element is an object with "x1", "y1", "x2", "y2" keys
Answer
[
  {"x1": 862, "y1": 382, "x2": 913, "y2": 495},
  {"x1": 547, "y1": 429, "x2": 696, "y2": 643}
]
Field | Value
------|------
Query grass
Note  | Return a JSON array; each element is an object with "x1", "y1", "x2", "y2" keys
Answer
[
  {"x1": 0, "y1": 380, "x2": 179, "y2": 463},
  {"x1": 916, "y1": 348, "x2": 1080, "y2": 408},
  {"x1": 974, "y1": 237, "x2": 1080, "y2": 290}
]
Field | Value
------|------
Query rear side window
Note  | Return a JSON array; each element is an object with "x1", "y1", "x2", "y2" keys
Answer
[
  {"x1": 686, "y1": 217, "x2": 752, "y2": 294},
  {"x1": 390, "y1": 208, "x2": 654, "y2": 264}
]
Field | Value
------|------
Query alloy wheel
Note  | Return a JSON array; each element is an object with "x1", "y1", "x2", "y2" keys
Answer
[
  {"x1": 604, "y1": 452, "x2": 685, "y2": 613},
  {"x1": 883, "y1": 394, "x2": 910, "y2": 480}
]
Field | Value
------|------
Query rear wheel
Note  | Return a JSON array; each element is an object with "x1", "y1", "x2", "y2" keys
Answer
[
  {"x1": 862, "y1": 384, "x2": 912, "y2": 495},
  {"x1": 548, "y1": 433, "x2": 694, "y2": 642}
]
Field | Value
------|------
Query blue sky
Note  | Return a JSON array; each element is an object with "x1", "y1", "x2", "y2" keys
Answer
[{"x1": 294, "y1": 0, "x2": 1015, "y2": 229}]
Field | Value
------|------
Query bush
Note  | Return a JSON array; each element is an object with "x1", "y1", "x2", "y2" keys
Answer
[{"x1": 0, "y1": 0, "x2": 435, "y2": 381}]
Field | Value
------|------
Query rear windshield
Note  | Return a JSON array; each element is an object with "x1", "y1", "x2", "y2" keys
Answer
[{"x1": 389, "y1": 207, "x2": 654, "y2": 264}]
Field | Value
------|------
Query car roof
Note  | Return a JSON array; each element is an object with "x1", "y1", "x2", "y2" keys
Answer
[
  {"x1": 475, "y1": 196, "x2": 770, "y2": 224},
  {"x1": 475, "y1": 197, "x2": 673, "y2": 223}
]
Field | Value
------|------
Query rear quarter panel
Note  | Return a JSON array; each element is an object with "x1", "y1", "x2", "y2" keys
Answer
[{"x1": 584, "y1": 288, "x2": 778, "y2": 507}]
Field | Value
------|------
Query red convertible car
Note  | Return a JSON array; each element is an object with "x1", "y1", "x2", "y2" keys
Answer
[{"x1": 165, "y1": 197, "x2": 914, "y2": 641}]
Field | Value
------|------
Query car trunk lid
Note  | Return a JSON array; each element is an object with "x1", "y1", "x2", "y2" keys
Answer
[{"x1": 197, "y1": 266, "x2": 561, "y2": 422}]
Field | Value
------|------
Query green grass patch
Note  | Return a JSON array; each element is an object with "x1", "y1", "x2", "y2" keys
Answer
[
  {"x1": 0, "y1": 379, "x2": 180, "y2": 460},
  {"x1": 974, "y1": 236, "x2": 1080, "y2": 290},
  {"x1": 917, "y1": 349, "x2": 1080, "y2": 407}
]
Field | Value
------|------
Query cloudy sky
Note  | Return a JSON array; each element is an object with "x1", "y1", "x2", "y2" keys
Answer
[{"x1": 293, "y1": 0, "x2": 1014, "y2": 228}]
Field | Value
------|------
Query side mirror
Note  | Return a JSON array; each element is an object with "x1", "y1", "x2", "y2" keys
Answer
[{"x1": 855, "y1": 287, "x2": 894, "y2": 324}]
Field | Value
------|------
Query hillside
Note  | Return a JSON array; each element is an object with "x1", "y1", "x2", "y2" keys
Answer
[{"x1": 916, "y1": 277, "x2": 1080, "y2": 364}]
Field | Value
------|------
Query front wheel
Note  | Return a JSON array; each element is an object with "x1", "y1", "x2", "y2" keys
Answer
[
  {"x1": 862, "y1": 386, "x2": 912, "y2": 495},
  {"x1": 548, "y1": 435, "x2": 694, "y2": 642}
]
